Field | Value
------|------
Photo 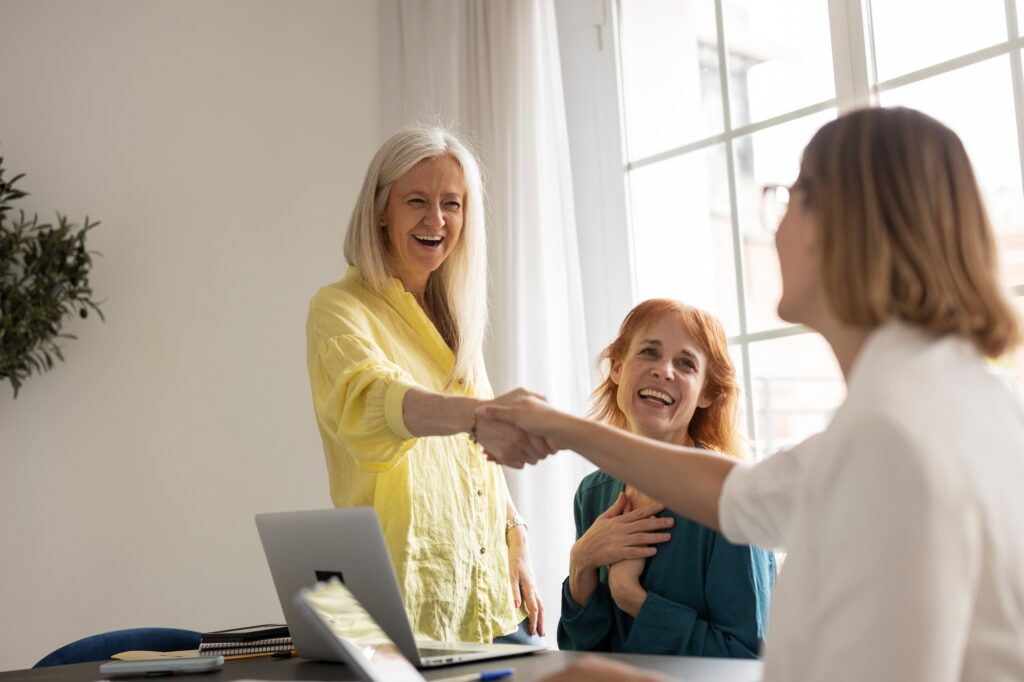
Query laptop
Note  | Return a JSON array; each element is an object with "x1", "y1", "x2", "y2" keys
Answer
[
  {"x1": 293, "y1": 578, "x2": 426, "y2": 682},
  {"x1": 255, "y1": 507, "x2": 547, "y2": 668}
]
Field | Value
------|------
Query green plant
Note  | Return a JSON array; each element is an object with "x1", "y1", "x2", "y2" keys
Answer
[{"x1": 0, "y1": 155, "x2": 104, "y2": 397}]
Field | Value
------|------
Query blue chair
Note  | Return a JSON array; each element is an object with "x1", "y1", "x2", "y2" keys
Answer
[{"x1": 34, "y1": 628, "x2": 201, "y2": 668}]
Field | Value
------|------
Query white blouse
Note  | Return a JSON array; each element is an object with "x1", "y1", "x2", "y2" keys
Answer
[{"x1": 721, "y1": 320, "x2": 1024, "y2": 682}]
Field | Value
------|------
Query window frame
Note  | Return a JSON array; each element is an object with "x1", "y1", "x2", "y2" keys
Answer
[{"x1": 555, "y1": 0, "x2": 1024, "y2": 451}]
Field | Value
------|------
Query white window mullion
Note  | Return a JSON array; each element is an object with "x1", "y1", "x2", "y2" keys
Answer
[
  {"x1": 712, "y1": 0, "x2": 758, "y2": 443},
  {"x1": 829, "y1": 0, "x2": 874, "y2": 110},
  {"x1": 1004, "y1": 0, "x2": 1024, "y2": 201}
]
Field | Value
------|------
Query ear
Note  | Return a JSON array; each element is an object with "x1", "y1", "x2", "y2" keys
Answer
[
  {"x1": 609, "y1": 360, "x2": 622, "y2": 385},
  {"x1": 696, "y1": 382, "x2": 714, "y2": 410}
]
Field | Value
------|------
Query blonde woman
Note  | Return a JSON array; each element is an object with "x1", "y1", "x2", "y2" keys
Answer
[
  {"x1": 559, "y1": 299, "x2": 773, "y2": 657},
  {"x1": 306, "y1": 124, "x2": 546, "y2": 645},
  {"x1": 480, "y1": 107, "x2": 1024, "y2": 681}
]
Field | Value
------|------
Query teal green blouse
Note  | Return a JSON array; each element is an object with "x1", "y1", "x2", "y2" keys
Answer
[{"x1": 558, "y1": 470, "x2": 774, "y2": 657}]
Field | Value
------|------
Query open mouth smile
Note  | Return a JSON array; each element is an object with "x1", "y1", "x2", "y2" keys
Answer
[
  {"x1": 638, "y1": 388, "x2": 675, "y2": 406},
  {"x1": 413, "y1": 234, "x2": 445, "y2": 248}
]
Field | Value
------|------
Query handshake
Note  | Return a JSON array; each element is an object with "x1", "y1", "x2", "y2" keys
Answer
[{"x1": 472, "y1": 388, "x2": 568, "y2": 469}]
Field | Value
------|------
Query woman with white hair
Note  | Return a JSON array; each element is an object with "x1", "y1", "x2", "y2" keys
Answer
[{"x1": 306, "y1": 124, "x2": 546, "y2": 645}]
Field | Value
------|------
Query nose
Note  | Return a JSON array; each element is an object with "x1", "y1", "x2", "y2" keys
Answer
[
  {"x1": 423, "y1": 202, "x2": 445, "y2": 228},
  {"x1": 651, "y1": 362, "x2": 674, "y2": 381}
]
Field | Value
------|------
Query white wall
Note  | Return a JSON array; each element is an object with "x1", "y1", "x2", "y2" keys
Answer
[{"x1": 0, "y1": 0, "x2": 378, "y2": 670}]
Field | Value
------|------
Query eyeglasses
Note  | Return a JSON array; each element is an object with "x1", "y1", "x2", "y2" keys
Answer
[{"x1": 760, "y1": 183, "x2": 791, "y2": 236}]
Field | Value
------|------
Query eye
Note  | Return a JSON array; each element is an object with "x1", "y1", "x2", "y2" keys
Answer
[
  {"x1": 675, "y1": 358, "x2": 696, "y2": 371},
  {"x1": 407, "y1": 197, "x2": 426, "y2": 206},
  {"x1": 639, "y1": 347, "x2": 658, "y2": 358}
]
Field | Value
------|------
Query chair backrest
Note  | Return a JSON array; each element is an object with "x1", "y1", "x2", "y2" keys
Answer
[{"x1": 34, "y1": 627, "x2": 201, "y2": 668}]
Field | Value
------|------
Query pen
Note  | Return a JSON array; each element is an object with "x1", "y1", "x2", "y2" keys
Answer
[{"x1": 432, "y1": 667, "x2": 514, "y2": 682}]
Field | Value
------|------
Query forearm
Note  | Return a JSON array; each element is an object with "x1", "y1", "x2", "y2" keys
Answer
[
  {"x1": 402, "y1": 387, "x2": 481, "y2": 438},
  {"x1": 558, "y1": 416, "x2": 735, "y2": 530},
  {"x1": 567, "y1": 551, "x2": 599, "y2": 607},
  {"x1": 608, "y1": 577, "x2": 647, "y2": 618}
]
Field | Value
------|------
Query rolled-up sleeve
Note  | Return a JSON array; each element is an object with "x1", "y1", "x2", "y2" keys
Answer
[
  {"x1": 719, "y1": 433, "x2": 821, "y2": 550},
  {"x1": 311, "y1": 333, "x2": 419, "y2": 472}
]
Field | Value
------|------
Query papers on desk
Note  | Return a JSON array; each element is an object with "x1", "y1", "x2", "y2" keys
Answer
[{"x1": 111, "y1": 649, "x2": 199, "y2": 660}]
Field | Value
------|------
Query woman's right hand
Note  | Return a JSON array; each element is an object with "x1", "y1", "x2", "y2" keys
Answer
[
  {"x1": 567, "y1": 493, "x2": 673, "y2": 606},
  {"x1": 573, "y1": 492, "x2": 674, "y2": 571}
]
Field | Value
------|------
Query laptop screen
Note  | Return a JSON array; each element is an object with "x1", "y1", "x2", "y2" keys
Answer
[{"x1": 297, "y1": 578, "x2": 424, "y2": 682}]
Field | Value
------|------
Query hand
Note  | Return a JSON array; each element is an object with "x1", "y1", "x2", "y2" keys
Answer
[
  {"x1": 507, "y1": 526, "x2": 545, "y2": 637},
  {"x1": 572, "y1": 493, "x2": 673, "y2": 570},
  {"x1": 539, "y1": 655, "x2": 672, "y2": 682},
  {"x1": 608, "y1": 558, "x2": 647, "y2": 618},
  {"x1": 475, "y1": 395, "x2": 568, "y2": 467},
  {"x1": 475, "y1": 389, "x2": 559, "y2": 468},
  {"x1": 567, "y1": 493, "x2": 671, "y2": 607}
]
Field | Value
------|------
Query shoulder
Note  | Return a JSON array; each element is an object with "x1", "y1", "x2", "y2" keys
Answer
[
  {"x1": 574, "y1": 470, "x2": 621, "y2": 505},
  {"x1": 308, "y1": 273, "x2": 383, "y2": 339}
]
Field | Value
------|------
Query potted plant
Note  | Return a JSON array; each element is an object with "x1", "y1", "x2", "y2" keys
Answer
[{"x1": 0, "y1": 154, "x2": 104, "y2": 397}]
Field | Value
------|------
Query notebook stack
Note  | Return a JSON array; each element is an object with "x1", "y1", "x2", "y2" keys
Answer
[{"x1": 197, "y1": 624, "x2": 292, "y2": 659}]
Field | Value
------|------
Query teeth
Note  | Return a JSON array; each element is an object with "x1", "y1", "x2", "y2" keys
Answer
[
  {"x1": 414, "y1": 235, "x2": 443, "y2": 243},
  {"x1": 638, "y1": 389, "x2": 674, "y2": 405}
]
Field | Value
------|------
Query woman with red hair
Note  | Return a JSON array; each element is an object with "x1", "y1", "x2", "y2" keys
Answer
[{"x1": 558, "y1": 299, "x2": 774, "y2": 657}]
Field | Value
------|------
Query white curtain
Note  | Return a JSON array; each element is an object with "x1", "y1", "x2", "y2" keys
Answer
[{"x1": 378, "y1": 0, "x2": 595, "y2": 642}]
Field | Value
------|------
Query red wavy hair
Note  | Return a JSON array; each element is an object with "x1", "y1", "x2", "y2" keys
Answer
[{"x1": 589, "y1": 299, "x2": 746, "y2": 458}]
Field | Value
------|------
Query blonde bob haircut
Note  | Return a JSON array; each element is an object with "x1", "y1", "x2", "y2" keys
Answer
[
  {"x1": 344, "y1": 123, "x2": 488, "y2": 389},
  {"x1": 589, "y1": 299, "x2": 747, "y2": 459},
  {"x1": 799, "y1": 106, "x2": 1021, "y2": 357}
]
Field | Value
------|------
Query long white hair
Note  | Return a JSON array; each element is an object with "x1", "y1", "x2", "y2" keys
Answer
[{"x1": 344, "y1": 123, "x2": 488, "y2": 389}]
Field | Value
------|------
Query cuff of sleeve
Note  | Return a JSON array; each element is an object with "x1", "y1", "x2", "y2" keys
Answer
[
  {"x1": 560, "y1": 577, "x2": 609, "y2": 623},
  {"x1": 625, "y1": 591, "x2": 695, "y2": 654},
  {"x1": 718, "y1": 462, "x2": 752, "y2": 544},
  {"x1": 384, "y1": 378, "x2": 417, "y2": 440}
]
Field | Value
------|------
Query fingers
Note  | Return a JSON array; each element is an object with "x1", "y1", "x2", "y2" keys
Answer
[
  {"x1": 524, "y1": 585, "x2": 539, "y2": 636},
  {"x1": 624, "y1": 501, "x2": 666, "y2": 520},
  {"x1": 624, "y1": 516, "x2": 675, "y2": 533},
  {"x1": 597, "y1": 492, "x2": 629, "y2": 519},
  {"x1": 519, "y1": 576, "x2": 544, "y2": 637},
  {"x1": 476, "y1": 419, "x2": 553, "y2": 467},
  {"x1": 510, "y1": 572, "x2": 523, "y2": 611},
  {"x1": 630, "y1": 532, "x2": 672, "y2": 546}
]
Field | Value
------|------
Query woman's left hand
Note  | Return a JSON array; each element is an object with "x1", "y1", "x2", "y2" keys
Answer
[
  {"x1": 507, "y1": 526, "x2": 545, "y2": 637},
  {"x1": 607, "y1": 558, "x2": 648, "y2": 618}
]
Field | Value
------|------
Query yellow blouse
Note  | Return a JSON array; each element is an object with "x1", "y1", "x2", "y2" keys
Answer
[{"x1": 305, "y1": 267, "x2": 521, "y2": 643}]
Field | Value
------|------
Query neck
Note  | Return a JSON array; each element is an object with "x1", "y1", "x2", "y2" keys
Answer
[
  {"x1": 814, "y1": 316, "x2": 872, "y2": 381},
  {"x1": 386, "y1": 258, "x2": 429, "y2": 299},
  {"x1": 630, "y1": 423, "x2": 694, "y2": 448}
]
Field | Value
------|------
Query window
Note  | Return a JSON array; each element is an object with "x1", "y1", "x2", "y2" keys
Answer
[{"x1": 605, "y1": 0, "x2": 1024, "y2": 455}]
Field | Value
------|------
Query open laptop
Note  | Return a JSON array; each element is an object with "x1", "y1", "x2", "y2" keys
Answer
[
  {"x1": 293, "y1": 578, "x2": 426, "y2": 682},
  {"x1": 255, "y1": 507, "x2": 547, "y2": 668}
]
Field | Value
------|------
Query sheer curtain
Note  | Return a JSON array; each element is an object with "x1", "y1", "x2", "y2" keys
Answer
[{"x1": 378, "y1": 0, "x2": 594, "y2": 642}]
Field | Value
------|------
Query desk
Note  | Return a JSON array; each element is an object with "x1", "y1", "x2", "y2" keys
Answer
[{"x1": 0, "y1": 651, "x2": 763, "y2": 682}]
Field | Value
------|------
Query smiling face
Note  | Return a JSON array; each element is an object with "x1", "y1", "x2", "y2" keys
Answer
[
  {"x1": 383, "y1": 154, "x2": 467, "y2": 294},
  {"x1": 610, "y1": 315, "x2": 712, "y2": 445}
]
